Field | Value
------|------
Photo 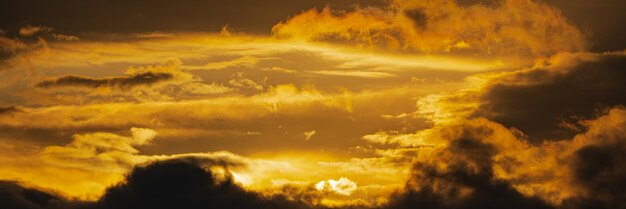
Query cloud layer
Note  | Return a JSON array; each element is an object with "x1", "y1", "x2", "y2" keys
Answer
[{"x1": 0, "y1": 0, "x2": 625, "y2": 208}]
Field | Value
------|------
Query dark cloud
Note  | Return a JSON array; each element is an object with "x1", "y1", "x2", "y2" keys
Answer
[
  {"x1": 2, "y1": 146, "x2": 623, "y2": 209},
  {"x1": 403, "y1": 9, "x2": 428, "y2": 29},
  {"x1": 561, "y1": 139, "x2": 626, "y2": 209},
  {"x1": 0, "y1": 106, "x2": 21, "y2": 114},
  {"x1": 474, "y1": 53, "x2": 626, "y2": 142},
  {"x1": 96, "y1": 158, "x2": 314, "y2": 209},
  {"x1": 36, "y1": 72, "x2": 174, "y2": 89},
  {"x1": 0, "y1": 36, "x2": 42, "y2": 70},
  {"x1": 542, "y1": 0, "x2": 626, "y2": 52},
  {"x1": 1, "y1": 158, "x2": 316, "y2": 209},
  {"x1": 0, "y1": 181, "x2": 80, "y2": 209},
  {"x1": 385, "y1": 128, "x2": 554, "y2": 209}
]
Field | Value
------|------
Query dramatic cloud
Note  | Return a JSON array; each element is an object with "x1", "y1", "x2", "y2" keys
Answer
[
  {"x1": 1, "y1": 0, "x2": 625, "y2": 208},
  {"x1": 2, "y1": 106, "x2": 626, "y2": 209},
  {"x1": 273, "y1": 0, "x2": 586, "y2": 57},
  {"x1": 372, "y1": 106, "x2": 626, "y2": 209},
  {"x1": 96, "y1": 159, "x2": 314, "y2": 209},
  {"x1": 565, "y1": 141, "x2": 626, "y2": 209},
  {"x1": 473, "y1": 52, "x2": 626, "y2": 141},
  {"x1": 0, "y1": 160, "x2": 315, "y2": 209},
  {"x1": 386, "y1": 139, "x2": 554, "y2": 209}
]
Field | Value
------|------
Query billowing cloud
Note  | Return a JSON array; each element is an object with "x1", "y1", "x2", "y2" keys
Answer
[
  {"x1": 96, "y1": 159, "x2": 314, "y2": 209},
  {"x1": 386, "y1": 137, "x2": 554, "y2": 209},
  {"x1": 1, "y1": 0, "x2": 625, "y2": 208},
  {"x1": 473, "y1": 51, "x2": 626, "y2": 141},
  {"x1": 272, "y1": 0, "x2": 586, "y2": 58},
  {"x1": 0, "y1": 127, "x2": 256, "y2": 199},
  {"x1": 367, "y1": 106, "x2": 626, "y2": 209}
]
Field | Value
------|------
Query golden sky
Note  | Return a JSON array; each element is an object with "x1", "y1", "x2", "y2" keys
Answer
[{"x1": 1, "y1": 0, "x2": 625, "y2": 209}]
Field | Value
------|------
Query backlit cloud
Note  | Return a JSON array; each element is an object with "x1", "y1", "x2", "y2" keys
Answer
[
  {"x1": 0, "y1": 0, "x2": 624, "y2": 208},
  {"x1": 273, "y1": 0, "x2": 586, "y2": 58}
]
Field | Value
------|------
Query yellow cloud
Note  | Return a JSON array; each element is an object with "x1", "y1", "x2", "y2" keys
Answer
[{"x1": 273, "y1": 0, "x2": 586, "y2": 58}]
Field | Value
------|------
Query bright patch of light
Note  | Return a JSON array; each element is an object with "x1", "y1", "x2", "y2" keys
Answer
[{"x1": 315, "y1": 177, "x2": 358, "y2": 196}]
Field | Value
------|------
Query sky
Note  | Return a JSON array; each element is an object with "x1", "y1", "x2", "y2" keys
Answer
[{"x1": 0, "y1": 0, "x2": 625, "y2": 209}]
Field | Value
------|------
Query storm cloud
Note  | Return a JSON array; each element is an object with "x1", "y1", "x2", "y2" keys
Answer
[
  {"x1": 384, "y1": 125, "x2": 554, "y2": 209},
  {"x1": 96, "y1": 159, "x2": 314, "y2": 209},
  {"x1": 474, "y1": 52, "x2": 626, "y2": 142}
]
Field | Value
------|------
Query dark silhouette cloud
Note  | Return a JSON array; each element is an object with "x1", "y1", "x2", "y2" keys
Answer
[
  {"x1": 0, "y1": 106, "x2": 20, "y2": 114},
  {"x1": 474, "y1": 54, "x2": 626, "y2": 142},
  {"x1": 36, "y1": 72, "x2": 174, "y2": 89},
  {"x1": 1, "y1": 158, "x2": 316, "y2": 209},
  {"x1": 1, "y1": 149, "x2": 624, "y2": 209},
  {"x1": 96, "y1": 158, "x2": 313, "y2": 209},
  {"x1": 385, "y1": 129, "x2": 554, "y2": 209},
  {"x1": 0, "y1": 181, "x2": 80, "y2": 209}
]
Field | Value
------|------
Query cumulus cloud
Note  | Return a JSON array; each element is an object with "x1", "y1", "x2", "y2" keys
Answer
[
  {"x1": 0, "y1": 127, "x2": 260, "y2": 199},
  {"x1": 371, "y1": 105, "x2": 626, "y2": 209},
  {"x1": 414, "y1": 51, "x2": 626, "y2": 141},
  {"x1": 96, "y1": 159, "x2": 314, "y2": 209},
  {"x1": 272, "y1": 0, "x2": 586, "y2": 57},
  {"x1": 556, "y1": 107, "x2": 626, "y2": 209},
  {"x1": 386, "y1": 135, "x2": 554, "y2": 209},
  {"x1": 0, "y1": 1, "x2": 624, "y2": 208},
  {"x1": 2, "y1": 106, "x2": 626, "y2": 209},
  {"x1": 393, "y1": 50, "x2": 626, "y2": 207},
  {"x1": 472, "y1": 51, "x2": 626, "y2": 141}
]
